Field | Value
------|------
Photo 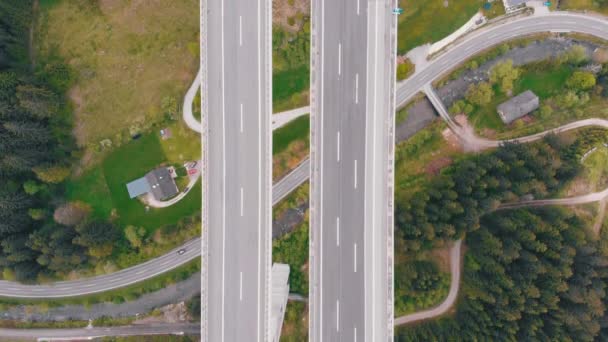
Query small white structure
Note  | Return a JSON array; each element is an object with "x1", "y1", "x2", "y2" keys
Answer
[{"x1": 270, "y1": 263, "x2": 290, "y2": 342}]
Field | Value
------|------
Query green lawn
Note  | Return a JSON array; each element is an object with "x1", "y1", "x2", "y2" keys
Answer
[
  {"x1": 515, "y1": 65, "x2": 572, "y2": 99},
  {"x1": 397, "y1": 0, "x2": 485, "y2": 54},
  {"x1": 65, "y1": 168, "x2": 112, "y2": 219},
  {"x1": 273, "y1": 115, "x2": 310, "y2": 155},
  {"x1": 158, "y1": 121, "x2": 201, "y2": 164},
  {"x1": 273, "y1": 66, "x2": 310, "y2": 113},
  {"x1": 102, "y1": 133, "x2": 201, "y2": 231}
]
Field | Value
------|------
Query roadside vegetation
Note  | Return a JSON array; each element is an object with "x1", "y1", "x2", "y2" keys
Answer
[
  {"x1": 272, "y1": 1, "x2": 310, "y2": 112},
  {"x1": 395, "y1": 259, "x2": 450, "y2": 316},
  {"x1": 397, "y1": 59, "x2": 415, "y2": 81},
  {"x1": 394, "y1": 120, "x2": 463, "y2": 205},
  {"x1": 560, "y1": 0, "x2": 608, "y2": 14},
  {"x1": 397, "y1": 0, "x2": 504, "y2": 55},
  {"x1": 280, "y1": 301, "x2": 308, "y2": 342},
  {"x1": 273, "y1": 115, "x2": 310, "y2": 181},
  {"x1": 273, "y1": 217, "x2": 309, "y2": 296}
]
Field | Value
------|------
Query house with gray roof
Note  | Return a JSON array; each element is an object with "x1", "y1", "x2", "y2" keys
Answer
[
  {"x1": 126, "y1": 167, "x2": 179, "y2": 201},
  {"x1": 497, "y1": 90, "x2": 539, "y2": 124},
  {"x1": 502, "y1": 0, "x2": 527, "y2": 13}
]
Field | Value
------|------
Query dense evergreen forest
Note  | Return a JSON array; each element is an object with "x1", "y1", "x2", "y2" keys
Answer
[
  {"x1": 395, "y1": 131, "x2": 608, "y2": 340},
  {"x1": 396, "y1": 207, "x2": 608, "y2": 341},
  {"x1": 0, "y1": 2, "x2": 119, "y2": 282}
]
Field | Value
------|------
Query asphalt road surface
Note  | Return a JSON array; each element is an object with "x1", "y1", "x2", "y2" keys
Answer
[
  {"x1": 0, "y1": 239, "x2": 200, "y2": 298},
  {"x1": 397, "y1": 12, "x2": 608, "y2": 107},
  {"x1": 272, "y1": 158, "x2": 310, "y2": 205},
  {"x1": 309, "y1": 0, "x2": 396, "y2": 341},
  {"x1": 202, "y1": 0, "x2": 272, "y2": 341},
  {"x1": 0, "y1": 323, "x2": 199, "y2": 341}
]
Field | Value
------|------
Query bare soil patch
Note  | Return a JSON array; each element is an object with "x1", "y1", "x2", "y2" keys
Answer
[{"x1": 273, "y1": 0, "x2": 310, "y2": 30}]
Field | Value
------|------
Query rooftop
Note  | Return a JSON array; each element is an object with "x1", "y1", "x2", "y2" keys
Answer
[
  {"x1": 497, "y1": 90, "x2": 539, "y2": 124},
  {"x1": 145, "y1": 167, "x2": 179, "y2": 201},
  {"x1": 126, "y1": 167, "x2": 179, "y2": 201}
]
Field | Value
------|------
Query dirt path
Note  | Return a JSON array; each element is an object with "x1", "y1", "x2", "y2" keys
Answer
[
  {"x1": 395, "y1": 181, "x2": 608, "y2": 326},
  {"x1": 594, "y1": 198, "x2": 606, "y2": 235}
]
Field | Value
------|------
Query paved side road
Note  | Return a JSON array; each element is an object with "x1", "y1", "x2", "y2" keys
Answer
[
  {"x1": 0, "y1": 323, "x2": 199, "y2": 340},
  {"x1": 183, "y1": 70, "x2": 202, "y2": 133},
  {"x1": 272, "y1": 158, "x2": 309, "y2": 205}
]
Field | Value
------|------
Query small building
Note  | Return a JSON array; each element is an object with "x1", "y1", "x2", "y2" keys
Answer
[
  {"x1": 497, "y1": 90, "x2": 539, "y2": 124},
  {"x1": 126, "y1": 167, "x2": 179, "y2": 201},
  {"x1": 502, "y1": 0, "x2": 527, "y2": 13}
]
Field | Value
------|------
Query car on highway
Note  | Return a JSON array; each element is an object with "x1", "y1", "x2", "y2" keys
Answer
[{"x1": 178, "y1": 249, "x2": 186, "y2": 255}]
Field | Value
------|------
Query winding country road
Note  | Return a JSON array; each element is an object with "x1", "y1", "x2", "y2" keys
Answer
[
  {"x1": 1, "y1": 10, "x2": 607, "y2": 300},
  {"x1": 396, "y1": 181, "x2": 608, "y2": 326}
]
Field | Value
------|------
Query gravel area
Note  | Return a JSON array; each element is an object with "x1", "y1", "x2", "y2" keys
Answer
[
  {"x1": 437, "y1": 37, "x2": 599, "y2": 107},
  {"x1": 396, "y1": 98, "x2": 438, "y2": 143},
  {"x1": 0, "y1": 273, "x2": 200, "y2": 322},
  {"x1": 273, "y1": 203, "x2": 308, "y2": 239}
]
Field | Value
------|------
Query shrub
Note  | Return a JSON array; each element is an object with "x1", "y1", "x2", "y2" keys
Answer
[
  {"x1": 465, "y1": 82, "x2": 493, "y2": 106},
  {"x1": 566, "y1": 71, "x2": 596, "y2": 91}
]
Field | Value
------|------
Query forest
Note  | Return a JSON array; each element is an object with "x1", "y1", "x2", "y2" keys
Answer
[
  {"x1": 394, "y1": 129, "x2": 608, "y2": 340},
  {"x1": 0, "y1": 1, "x2": 119, "y2": 282}
]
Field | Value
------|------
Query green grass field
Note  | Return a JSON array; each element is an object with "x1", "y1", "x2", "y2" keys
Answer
[
  {"x1": 65, "y1": 167, "x2": 113, "y2": 219},
  {"x1": 158, "y1": 121, "x2": 201, "y2": 164},
  {"x1": 36, "y1": 0, "x2": 199, "y2": 148},
  {"x1": 273, "y1": 115, "x2": 310, "y2": 155},
  {"x1": 516, "y1": 65, "x2": 572, "y2": 99},
  {"x1": 397, "y1": 0, "x2": 485, "y2": 54},
  {"x1": 273, "y1": 66, "x2": 310, "y2": 113}
]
